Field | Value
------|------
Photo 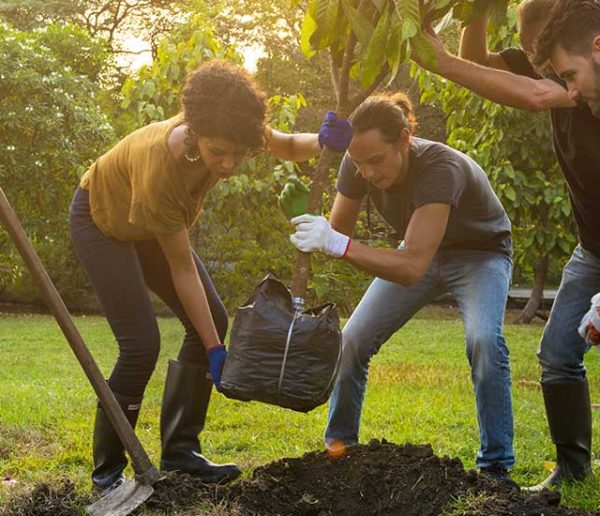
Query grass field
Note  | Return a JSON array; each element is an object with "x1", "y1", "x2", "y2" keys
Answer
[{"x1": 1, "y1": 306, "x2": 600, "y2": 512}]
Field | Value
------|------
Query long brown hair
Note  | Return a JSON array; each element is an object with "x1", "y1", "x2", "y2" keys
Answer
[{"x1": 350, "y1": 92, "x2": 417, "y2": 143}]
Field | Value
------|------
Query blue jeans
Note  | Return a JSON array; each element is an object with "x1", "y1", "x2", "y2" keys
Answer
[
  {"x1": 325, "y1": 248, "x2": 514, "y2": 469},
  {"x1": 538, "y1": 245, "x2": 600, "y2": 383},
  {"x1": 69, "y1": 187, "x2": 228, "y2": 399}
]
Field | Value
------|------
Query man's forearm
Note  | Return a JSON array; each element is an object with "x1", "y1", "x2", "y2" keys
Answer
[
  {"x1": 343, "y1": 240, "x2": 424, "y2": 286},
  {"x1": 459, "y1": 13, "x2": 489, "y2": 63},
  {"x1": 436, "y1": 53, "x2": 573, "y2": 111}
]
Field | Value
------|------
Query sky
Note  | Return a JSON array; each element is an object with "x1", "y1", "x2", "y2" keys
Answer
[{"x1": 119, "y1": 36, "x2": 265, "y2": 72}]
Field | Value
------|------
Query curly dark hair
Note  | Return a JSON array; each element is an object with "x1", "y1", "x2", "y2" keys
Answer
[
  {"x1": 350, "y1": 92, "x2": 417, "y2": 143},
  {"x1": 533, "y1": 0, "x2": 600, "y2": 69},
  {"x1": 181, "y1": 60, "x2": 268, "y2": 155}
]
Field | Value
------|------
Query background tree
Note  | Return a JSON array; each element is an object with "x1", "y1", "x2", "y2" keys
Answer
[
  {"x1": 0, "y1": 0, "x2": 182, "y2": 59},
  {"x1": 0, "y1": 21, "x2": 115, "y2": 303}
]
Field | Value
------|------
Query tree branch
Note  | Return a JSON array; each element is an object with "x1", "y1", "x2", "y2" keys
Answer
[
  {"x1": 329, "y1": 53, "x2": 341, "y2": 101},
  {"x1": 338, "y1": 32, "x2": 356, "y2": 111},
  {"x1": 348, "y1": 64, "x2": 390, "y2": 112}
]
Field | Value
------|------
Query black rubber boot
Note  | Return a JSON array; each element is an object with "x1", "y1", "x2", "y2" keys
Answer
[
  {"x1": 526, "y1": 379, "x2": 593, "y2": 492},
  {"x1": 160, "y1": 359, "x2": 241, "y2": 483},
  {"x1": 91, "y1": 393, "x2": 142, "y2": 492}
]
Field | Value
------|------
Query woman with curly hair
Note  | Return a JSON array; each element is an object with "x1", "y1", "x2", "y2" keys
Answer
[{"x1": 69, "y1": 59, "x2": 352, "y2": 492}]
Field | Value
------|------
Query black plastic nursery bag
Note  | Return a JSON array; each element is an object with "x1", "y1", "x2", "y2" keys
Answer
[{"x1": 220, "y1": 274, "x2": 342, "y2": 412}]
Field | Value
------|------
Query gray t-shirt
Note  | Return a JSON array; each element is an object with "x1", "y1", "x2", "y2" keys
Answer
[{"x1": 337, "y1": 137, "x2": 511, "y2": 255}]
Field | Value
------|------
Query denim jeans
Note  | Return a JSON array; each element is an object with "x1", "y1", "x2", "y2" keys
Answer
[
  {"x1": 69, "y1": 187, "x2": 228, "y2": 399},
  {"x1": 538, "y1": 245, "x2": 600, "y2": 384},
  {"x1": 325, "y1": 248, "x2": 514, "y2": 469}
]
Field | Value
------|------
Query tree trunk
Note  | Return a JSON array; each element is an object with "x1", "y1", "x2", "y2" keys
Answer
[
  {"x1": 516, "y1": 253, "x2": 549, "y2": 324},
  {"x1": 290, "y1": 146, "x2": 337, "y2": 301}
]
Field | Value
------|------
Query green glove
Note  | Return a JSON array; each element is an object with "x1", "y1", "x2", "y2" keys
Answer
[{"x1": 278, "y1": 176, "x2": 311, "y2": 220}]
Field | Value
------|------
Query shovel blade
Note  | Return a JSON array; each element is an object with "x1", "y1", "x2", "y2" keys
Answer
[{"x1": 87, "y1": 480, "x2": 153, "y2": 516}]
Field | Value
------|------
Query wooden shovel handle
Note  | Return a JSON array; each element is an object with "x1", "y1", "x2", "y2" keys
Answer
[{"x1": 0, "y1": 186, "x2": 160, "y2": 485}]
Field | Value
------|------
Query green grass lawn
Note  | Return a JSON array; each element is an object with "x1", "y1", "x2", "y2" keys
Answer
[{"x1": 1, "y1": 307, "x2": 600, "y2": 512}]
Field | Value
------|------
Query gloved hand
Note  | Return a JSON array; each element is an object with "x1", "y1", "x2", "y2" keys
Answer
[
  {"x1": 290, "y1": 214, "x2": 350, "y2": 258},
  {"x1": 578, "y1": 293, "x2": 600, "y2": 346},
  {"x1": 206, "y1": 344, "x2": 227, "y2": 391},
  {"x1": 278, "y1": 176, "x2": 311, "y2": 220},
  {"x1": 318, "y1": 111, "x2": 353, "y2": 152}
]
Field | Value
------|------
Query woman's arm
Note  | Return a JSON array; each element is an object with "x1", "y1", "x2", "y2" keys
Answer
[
  {"x1": 266, "y1": 112, "x2": 353, "y2": 161},
  {"x1": 267, "y1": 128, "x2": 321, "y2": 162},
  {"x1": 156, "y1": 228, "x2": 221, "y2": 351}
]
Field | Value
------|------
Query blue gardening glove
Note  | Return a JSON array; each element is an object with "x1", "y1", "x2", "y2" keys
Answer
[
  {"x1": 318, "y1": 111, "x2": 353, "y2": 152},
  {"x1": 206, "y1": 344, "x2": 227, "y2": 391}
]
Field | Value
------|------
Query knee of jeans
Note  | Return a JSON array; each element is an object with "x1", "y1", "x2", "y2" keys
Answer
[
  {"x1": 537, "y1": 350, "x2": 585, "y2": 382},
  {"x1": 119, "y1": 325, "x2": 161, "y2": 372},
  {"x1": 468, "y1": 331, "x2": 508, "y2": 371},
  {"x1": 340, "y1": 331, "x2": 372, "y2": 372}
]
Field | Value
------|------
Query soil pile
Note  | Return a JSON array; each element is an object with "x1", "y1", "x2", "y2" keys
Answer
[
  {"x1": 226, "y1": 440, "x2": 595, "y2": 516},
  {"x1": 3, "y1": 440, "x2": 599, "y2": 515}
]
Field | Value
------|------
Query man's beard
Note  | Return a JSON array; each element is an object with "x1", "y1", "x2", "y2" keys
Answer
[{"x1": 589, "y1": 60, "x2": 600, "y2": 118}]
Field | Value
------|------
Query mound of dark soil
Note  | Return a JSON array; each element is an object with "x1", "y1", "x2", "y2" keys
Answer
[
  {"x1": 4, "y1": 441, "x2": 599, "y2": 515},
  {"x1": 225, "y1": 440, "x2": 595, "y2": 516}
]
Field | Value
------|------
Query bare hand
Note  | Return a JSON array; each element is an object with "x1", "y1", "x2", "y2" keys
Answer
[{"x1": 411, "y1": 25, "x2": 449, "y2": 72}]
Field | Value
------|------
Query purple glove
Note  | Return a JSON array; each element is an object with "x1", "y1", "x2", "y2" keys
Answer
[
  {"x1": 318, "y1": 111, "x2": 353, "y2": 152},
  {"x1": 206, "y1": 344, "x2": 227, "y2": 392}
]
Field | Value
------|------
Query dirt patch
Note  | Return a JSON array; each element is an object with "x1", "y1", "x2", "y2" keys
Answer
[
  {"x1": 0, "y1": 481, "x2": 90, "y2": 516},
  {"x1": 3, "y1": 441, "x2": 598, "y2": 515}
]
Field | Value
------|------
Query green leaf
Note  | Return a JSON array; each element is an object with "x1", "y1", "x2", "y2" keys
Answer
[
  {"x1": 397, "y1": 0, "x2": 420, "y2": 41},
  {"x1": 360, "y1": 4, "x2": 391, "y2": 87},
  {"x1": 300, "y1": 8, "x2": 318, "y2": 57},
  {"x1": 372, "y1": 0, "x2": 386, "y2": 13},
  {"x1": 310, "y1": 0, "x2": 341, "y2": 49},
  {"x1": 452, "y1": 0, "x2": 476, "y2": 23},
  {"x1": 434, "y1": 9, "x2": 455, "y2": 34},
  {"x1": 341, "y1": 0, "x2": 375, "y2": 45},
  {"x1": 504, "y1": 184, "x2": 516, "y2": 202},
  {"x1": 409, "y1": 31, "x2": 438, "y2": 70},
  {"x1": 385, "y1": 8, "x2": 408, "y2": 86}
]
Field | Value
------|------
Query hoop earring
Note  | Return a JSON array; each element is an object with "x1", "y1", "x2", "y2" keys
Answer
[{"x1": 185, "y1": 149, "x2": 201, "y2": 163}]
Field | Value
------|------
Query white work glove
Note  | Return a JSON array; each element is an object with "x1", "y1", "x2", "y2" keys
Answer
[
  {"x1": 290, "y1": 214, "x2": 350, "y2": 258},
  {"x1": 578, "y1": 292, "x2": 600, "y2": 346}
]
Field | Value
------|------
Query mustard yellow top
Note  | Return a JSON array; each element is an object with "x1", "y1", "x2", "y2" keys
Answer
[{"x1": 80, "y1": 115, "x2": 219, "y2": 241}]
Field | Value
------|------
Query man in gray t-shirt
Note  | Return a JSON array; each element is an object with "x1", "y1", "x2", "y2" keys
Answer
[
  {"x1": 283, "y1": 93, "x2": 517, "y2": 488},
  {"x1": 337, "y1": 137, "x2": 511, "y2": 256}
]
